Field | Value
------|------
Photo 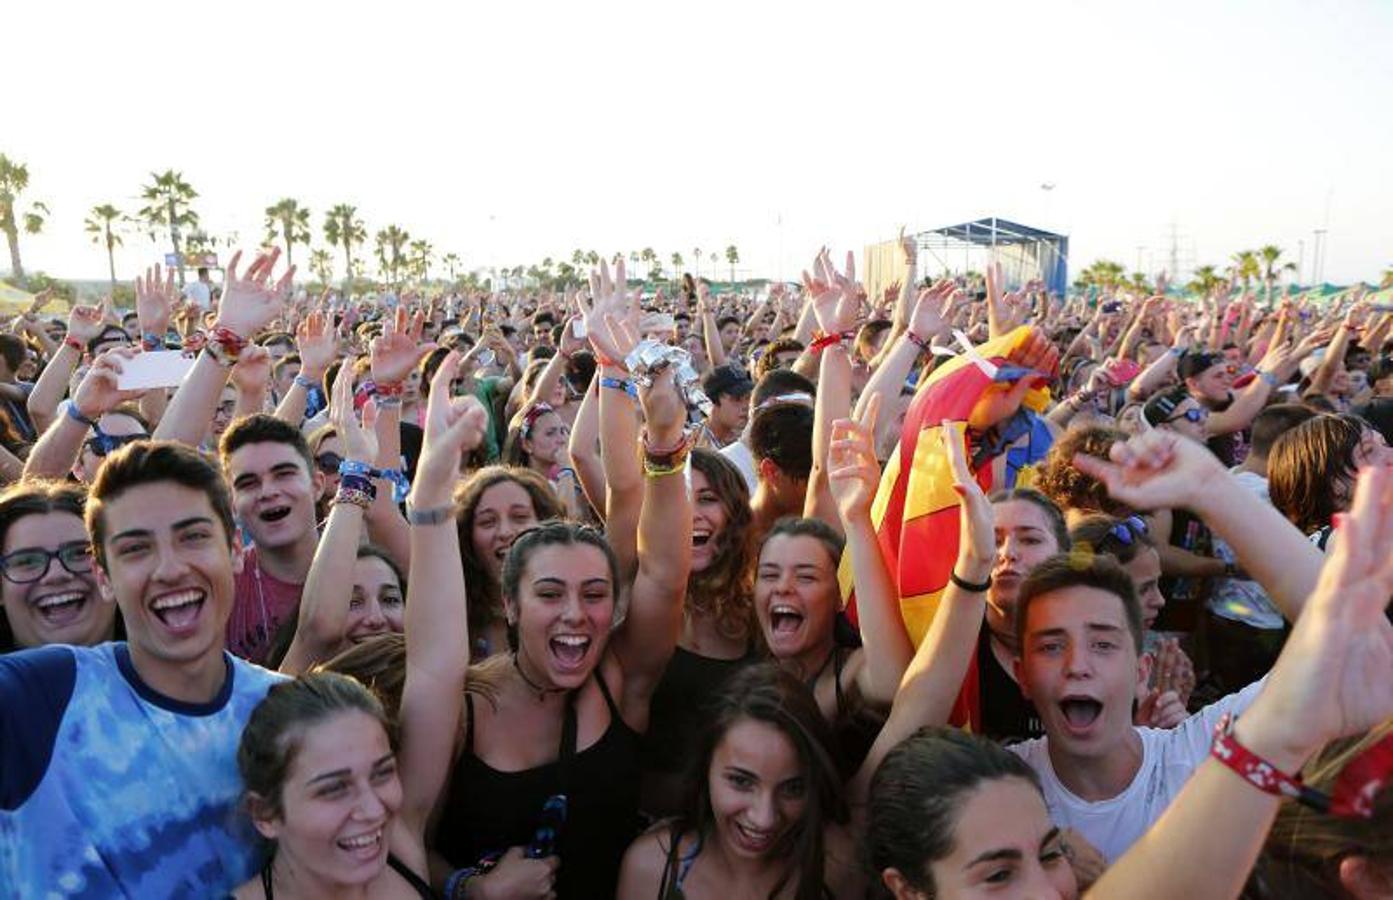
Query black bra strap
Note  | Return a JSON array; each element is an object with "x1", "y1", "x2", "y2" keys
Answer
[
  {"x1": 385, "y1": 853, "x2": 436, "y2": 898},
  {"x1": 464, "y1": 693, "x2": 476, "y2": 754}
]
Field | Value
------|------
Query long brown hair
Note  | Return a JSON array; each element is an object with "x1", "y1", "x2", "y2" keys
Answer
[
  {"x1": 688, "y1": 449, "x2": 755, "y2": 639},
  {"x1": 454, "y1": 466, "x2": 563, "y2": 638},
  {"x1": 1269, "y1": 413, "x2": 1368, "y2": 535},
  {"x1": 677, "y1": 664, "x2": 847, "y2": 900}
]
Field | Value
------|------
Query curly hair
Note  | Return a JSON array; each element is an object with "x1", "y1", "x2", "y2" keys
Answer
[{"x1": 1035, "y1": 424, "x2": 1132, "y2": 518}]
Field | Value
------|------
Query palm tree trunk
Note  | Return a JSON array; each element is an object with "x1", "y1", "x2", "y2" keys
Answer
[
  {"x1": 106, "y1": 228, "x2": 117, "y2": 295},
  {"x1": 4, "y1": 224, "x2": 22, "y2": 284},
  {"x1": 168, "y1": 197, "x2": 186, "y2": 286},
  {"x1": 282, "y1": 221, "x2": 295, "y2": 273}
]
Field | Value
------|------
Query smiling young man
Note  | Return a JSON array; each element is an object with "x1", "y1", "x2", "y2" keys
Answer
[
  {"x1": 0, "y1": 440, "x2": 284, "y2": 895},
  {"x1": 1006, "y1": 555, "x2": 1267, "y2": 863},
  {"x1": 219, "y1": 413, "x2": 324, "y2": 664}
]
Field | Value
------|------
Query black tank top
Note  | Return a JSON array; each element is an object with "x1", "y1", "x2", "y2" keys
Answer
[
  {"x1": 434, "y1": 667, "x2": 642, "y2": 899},
  {"x1": 643, "y1": 645, "x2": 758, "y2": 774},
  {"x1": 258, "y1": 849, "x2": 435, "y2": 898},
  {"x1": 976, "y1": 626, "x2": 1044, "y2": 744}
]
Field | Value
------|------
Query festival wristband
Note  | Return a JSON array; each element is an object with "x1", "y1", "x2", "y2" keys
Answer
[
  {"x1": 338, "y1": 459, "x2": 411, "y2": 503},
  {"x1": 809, "y1": 330, "x2": 854, "y2": 353},
  {"x1": 204, "y1": 325, "x2": 248, "y2": 367},
  {"x1": 63, "y1": 335, "x2": 85, "y2": 354},
  {"x1": 292, "y1": 373, "x2": 319, "y2": 391},
  {"x1": 66, "y1": 403, "x2": 98, "y2": 428},
  {"x1": 950, "y1": 570, "x2": 992, "y2": 593},
  {"x1": 599, "y1": 375, "x2": 638, "y2": 398},
  {"x1": 905, "y1": 330, "x2": 934, "y2": 352},
  {"x1": 1258, "y1": 369, "x2": 1279, "y2": 388},
  {"x1": 405, "y1": 501, "x2": 454, "y2": 526},
  {"x1": 141, "y1": 332, "x2": 166, "y2": 351}
]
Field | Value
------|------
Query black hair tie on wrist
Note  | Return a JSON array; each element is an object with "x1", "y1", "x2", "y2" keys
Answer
[{"x1": 950, "y1": 570, "x2": 993, "y2": 593}]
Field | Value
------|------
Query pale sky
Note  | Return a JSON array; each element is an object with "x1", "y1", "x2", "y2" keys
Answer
[{"x1": 7, "y1": 0, "x2": 1391, "y2": 288}]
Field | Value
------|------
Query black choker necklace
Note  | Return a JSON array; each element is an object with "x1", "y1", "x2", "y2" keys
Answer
[{"x1": 512, "y1": 652, "x2": 565, "y2": 700}]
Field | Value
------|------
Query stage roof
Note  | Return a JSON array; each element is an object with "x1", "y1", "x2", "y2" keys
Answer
[{"x1": 929, "y1": 217, "x2": 1066, "y2": 245}]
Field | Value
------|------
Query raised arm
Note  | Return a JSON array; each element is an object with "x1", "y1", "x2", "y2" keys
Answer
[
  {"x1": 584, "y1": 260, "x2": 642, "y2": 579},
  {"x1": 849, "y1": 422, "x2": 995, "y2": 806},
  {"x1": 279, "y1": 368, "x2": 378, "y2": 676},
  {"x1": 566, "y1": 375, "x2": 606, "y2": 517},
  {"x1": 609, "y1": 361, "x2": 693, "y2": 721},
  {"x1": 1074, "y1": 429, "x2": 1322, "y2": 621},
  {"x1": 154, "y1": 248, "x2": 293, "y2": 445},
  {"x1": 23, "y1": 348, "x2": 144, "y2": 481},
  {"x1": 696, "y1": 283, "x2": 727, "y2": 368},
  {"x1": 1089, "y1": 466, "x2": 1393, "y2": 900},
  {"x1": 229, "y1": 346, "x2": 272, "y2": 419},
  {"x1": 396, "y1": 352, "x2": 488, "y2": 835},
  {"x1": 274, "y1": 310, "x2": 335, "y2": 426},
  {"x1": 855, "y1": 282, "x2": 955, "y2": 449},
  {"x1": 27, "y1": 305, "x2": 105, "y2": 433},
  {"x1": 828, "y1": 395, "x2": 913, "y2": 707},
  {"x1": 802, "y1": 249, "x2": 859, "y2": 529}
]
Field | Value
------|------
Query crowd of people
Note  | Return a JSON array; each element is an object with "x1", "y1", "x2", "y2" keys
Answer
[{"x1": 0, "y1": 235, "x2": 1391, "y2": 899}]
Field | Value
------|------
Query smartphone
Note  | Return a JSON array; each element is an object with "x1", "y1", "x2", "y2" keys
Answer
[
  {"x1": 115, "y1": 350, "x2": 197, "y2": 390},
  {"x1": 571, "y1": 319, "x2": 587, "y2": 339},
  {"x1": 1101, "y1": 301, "x2": 1121, "y2": 314}
]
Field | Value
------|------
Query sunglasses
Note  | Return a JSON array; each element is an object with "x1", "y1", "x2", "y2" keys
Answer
[
  {"x1": 1166, "y1": 407, "x2": 1208, "y2": 425},
  {"x1": 1107, "y1": 515, "x2": 1149, "y2": 546},
  {"x1": 0, "y1": 541, "x2": 94, "y2": 584},
  {"x1": 85, "y1": 430, "x2": 145, "y2": 458},
  {"x1": 315, "y1": 451, "x2": 344, "y2": 475}
]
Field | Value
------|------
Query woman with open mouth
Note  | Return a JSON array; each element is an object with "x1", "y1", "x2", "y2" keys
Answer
[
  {"x1": 432, "y1": 346, "x2": 692, "y2": 899},
  {"x1": 751, "y1": 397, "x2": 915, "y2": 777},
  {"x1": 0, "y1": 479, "x2": 118, "y2": 653},
  {"x1": 641, "y1": 448, "x2": 761, "y2": 817},
  {"x1": 231, "y1": 351, "x2": 488, "y2": 900}
]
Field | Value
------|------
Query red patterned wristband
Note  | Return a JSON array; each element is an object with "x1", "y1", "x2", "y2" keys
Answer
[{"x1": 1210, "y1": 714, "x2": 1305, "y2": 802}]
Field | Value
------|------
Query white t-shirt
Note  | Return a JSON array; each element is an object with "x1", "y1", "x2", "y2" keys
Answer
[
  {"x1": 719, "y1": 438, "x2": 758, "y2": 495},
  {"x1": 1007, "y1": 677, "x2": 1266, "y2": 862}
]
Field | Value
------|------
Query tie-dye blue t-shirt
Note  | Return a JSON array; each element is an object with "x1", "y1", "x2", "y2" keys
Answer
[{"x1": 0, "y1": 642, "x2": 284, "y2": 898}]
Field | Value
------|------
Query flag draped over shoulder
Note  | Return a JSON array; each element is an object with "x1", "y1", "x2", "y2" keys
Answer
[{"x1": 839, "y1": 325, "x2": 1053, "y2": 730}]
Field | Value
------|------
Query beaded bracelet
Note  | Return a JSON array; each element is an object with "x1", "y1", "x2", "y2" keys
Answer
[
  {"x1": 641, "y1": 429, "x2": 696, "y2": 478},
  {"x1": 599, "y1": 375, "x2": 638, "y2": 398}
]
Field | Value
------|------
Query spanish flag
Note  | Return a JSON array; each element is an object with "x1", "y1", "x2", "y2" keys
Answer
[{"x1": 841, "y1": 326, "x2": 1053, "y2": 730}]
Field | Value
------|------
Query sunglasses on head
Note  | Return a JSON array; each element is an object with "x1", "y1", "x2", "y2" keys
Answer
[
  {"x1": 315, "y1": 451, "x2": 344, "y2": 475},
  {"x1": 1107, "y1": 515, "x2": 1149, "y2": 546}
]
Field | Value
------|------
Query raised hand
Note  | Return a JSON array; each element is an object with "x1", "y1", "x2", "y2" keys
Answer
[
  {"x1": 906, "y1": 280, "x2": 956, "y2": 342},
  {"x1": 638, "y1": 364, "x2": 687, "y2": 445},
  {"x1": 582, "y1": 259, "x2": 634, "y2": 363},
  {"x1": 295, "y1": 310, "x2": 336, "y2": 382},
  {"x1": 802, "y1": 248, "x2": 860, "y2": 335},
  {"x1": 965, "y1": 329, "x2": 1056, "y2": 431},
  {"x1": 371, "y1": 306, "x2": 434, "y2": 385},
  {"x1": 1135, "y1": 686, "x2": 1187, "y2": 729},
  {"x1": 26, "y1": 288, "x2": 54, "y2": 319},
  {"x1": 65, "y1": 304, "x2": 106, "y2": 347},
  {"x1": 135, "y1": 263, "x2": 177, "y2": 337},
  {"x1": 412, "y1": 351, "x2": 488, "y2": 507},
  {"x1": 229, "y1": 345, "x2": 273, "y2": 396},
  {"x1": 558, "y1": 314, "x2": 587, "y2": 358},
  {"x1": 827, "y1": 394, "x2": 883, "y2": 524},
  {"x1": 214, "y1": 247, "x2": 295, "y2": 339},
  {"x1": 73, "y1": 348, "x2": 145, "y2": 419},
  {"x1": 328, "y1": 362, "x2": 378, "y2": 465},
  {"x1": 1071, "y1": 429, "x2": 1226, "y2": 515},
  {"x1": 942, "y1": 419, "x2": 994, "y2": 568}
]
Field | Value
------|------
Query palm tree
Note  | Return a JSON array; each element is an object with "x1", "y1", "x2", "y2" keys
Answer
[
  {"x1": 0, "y1": 154, "x2": 49, "y2": 285},
  {"x1": 309, "y1": 248, "x2": 334, "y2": 286},
  {"x1": 1077, "y1": 259, "x2": 1126, "y2": 290},
  {"x1": 671, "y1": 251, "x2": 684, "y2": 273},
  {"x1": 323, "y1": 204, "x2": 366, "y2": 288},
  {"x1": 692, "y1": 246, "x2": 702, "y2": 278},
  {"x1": 571, "y1": 249, "x2": 586, "y2": 268},
  {"x1": 138, "y1": 170, "x2": 199, "y2": 285},
  {"x1": 442, "y1": 252, "x2": 461, "y2": 283},
  {"x1": 640, "y1": 248, "x2": 657, "y2": 273},
  {"x1": 556, "y1": 261, "x2": 577, "y2": 287},
  {"x1": 725, "y1": 245, "x2": 740, "y2": 284},
  {"x1": 84, "y1": 203, "x2": 126, "y2": 294},
  {"x1": 408, "y1": 239, "x2": 433, "y2": 281},
  {"x1": 375, "y1": 226, "x2": 411, "y2": 286},
  {"x1": 1231, "y1": 250, "x2": 1260, "y2": 289},
  {"x1": 264, "y1": 198, "x2": 312, "y2": 272},
  {"x1": 1187, "y1": 264, "x2": 1224, "y2": 297},
  {"x1": 584, "y1": 251, "x2": 600, "y2": 268},
  {"x1": 1257, "y1": 244, "x2": 1298, "y2": 302},
  {"x1": 1382, "y1": 268, "x2": 1393, "y2": 290}
]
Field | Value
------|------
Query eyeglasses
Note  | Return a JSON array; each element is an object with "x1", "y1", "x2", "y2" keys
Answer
[
  {"x1": 1107, "y1": 515, "x2": 1149, "y2": 546},
  {"x1": 1166, "y1": 407, "x2": 1208, "y2": 425},
  {"x1": 0, "y1": 542, "x2": 94, "y2": 584},
  {"x1": 85, "y1": 430, "x2": 145, "y2": 458},
  {"x1": 315, "y1": 451, "x2": 344, "y2": 475}
]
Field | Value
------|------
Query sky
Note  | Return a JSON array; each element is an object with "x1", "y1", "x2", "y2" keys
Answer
[{"x1": 6, "y1": 0, "x2": 1391, "y2": 288}]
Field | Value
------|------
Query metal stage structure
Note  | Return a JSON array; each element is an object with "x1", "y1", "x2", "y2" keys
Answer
[{"x1": 864, "y1": 217, "x2": 1069, "y2": 304}]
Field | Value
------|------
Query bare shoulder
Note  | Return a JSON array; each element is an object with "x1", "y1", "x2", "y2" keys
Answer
[
  {"x1": 617, "y1": 820, "x2": 683, "y2": 900},
  {"x1": 228, "y1": 878, "x2": 265, "y2": 900}
]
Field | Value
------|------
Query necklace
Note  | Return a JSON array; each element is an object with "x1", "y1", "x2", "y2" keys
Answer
[{"x1": 512, "y1": 652, "x2": 566, "y2": 701}]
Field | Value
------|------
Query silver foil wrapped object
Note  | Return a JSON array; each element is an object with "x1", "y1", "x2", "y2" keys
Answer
[{"x1": 624, "y1": 339, "x2": 713, "y2": 417}]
